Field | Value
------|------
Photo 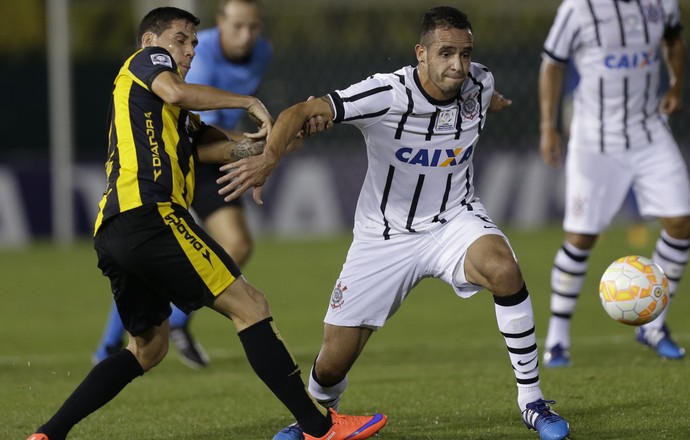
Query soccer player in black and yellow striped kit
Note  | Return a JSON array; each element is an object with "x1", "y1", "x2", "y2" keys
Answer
[{"x1": 26, "y1": 7, "x2": 386, "y2": 440}]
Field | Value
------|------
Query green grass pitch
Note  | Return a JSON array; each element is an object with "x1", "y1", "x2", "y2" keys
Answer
[{"x1": 1, "y1": 224, "x2": 688, "y2": 439}]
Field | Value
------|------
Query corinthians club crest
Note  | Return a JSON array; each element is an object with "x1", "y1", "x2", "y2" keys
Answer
[
  {"x1": 330, "y1": 281, "x2": 348, "y2": 309},
  {"x1": 461, "y1": 93, "x2": 480, "y2": 120}
]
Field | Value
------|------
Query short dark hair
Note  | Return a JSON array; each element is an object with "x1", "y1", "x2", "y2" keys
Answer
[
  {"x1": 420, "y1": 6, "x2": 472, "y2": 46},
  {"x1": 136, "y1": 7, "x2": 201, "y2": 46}
]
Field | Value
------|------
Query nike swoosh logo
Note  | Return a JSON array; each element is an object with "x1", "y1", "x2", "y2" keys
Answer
[
  {"x1": 483, "y1": 225, "x2": 498, "y2": 229},
  {"x1": 346, "y1": 413, "x2": 385, "y2": 438},
  {"x1": 517, "y1": 355, "x2": 538, "y2": 366}
]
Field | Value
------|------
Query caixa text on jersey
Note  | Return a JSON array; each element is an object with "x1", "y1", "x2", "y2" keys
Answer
[
  {"x1": 395, "y1": 145, "x2": 473, "y2": 167},
  {"x1": 604, "y1": 48, "x2": 660, "y2": 70}
]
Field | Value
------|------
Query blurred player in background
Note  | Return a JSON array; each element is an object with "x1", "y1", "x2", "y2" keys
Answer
[
  {"x1": 220, "y1": 6, "x2": 570, "y2": 440},
  {"x1": 538, "y1": 0, "x2": 690, "y2": 367},
  {"x1": 27, "y1": 7, "x2": 387, "y2": 440},
  {"x1": 93, "y1": 0, "x2": 272, "y2": 368}
]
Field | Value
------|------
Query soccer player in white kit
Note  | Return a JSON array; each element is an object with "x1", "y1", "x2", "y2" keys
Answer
[
  {"x1": 539, "y1": 0, "x2": 690, "y2": 366},
  {"x1": 220, "y1": 6, "x2": 570, "y2": 440}
]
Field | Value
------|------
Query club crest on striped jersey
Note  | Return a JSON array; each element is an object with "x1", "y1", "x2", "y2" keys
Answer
[
  {"x1": 641, "y1": 3, "x2": 662, "y2": 24},
  {"x1": 461, "y1": 93, "x2": 479, "y2": 120},
  {"x1": 435, "y1": 107, "x2": 458, "y2": 131}
]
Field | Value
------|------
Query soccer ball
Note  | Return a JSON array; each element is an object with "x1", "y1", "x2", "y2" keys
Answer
[{"x1": 599, "y1": 255, "x2": 669, "y2": 326}]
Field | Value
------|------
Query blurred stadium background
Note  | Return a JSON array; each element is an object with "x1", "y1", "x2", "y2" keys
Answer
[{"x1": 2, "y1": 0, "x2": 689, "y2": 247}]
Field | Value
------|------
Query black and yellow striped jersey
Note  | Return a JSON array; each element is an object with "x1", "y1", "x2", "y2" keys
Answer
[{"x1": 94, "y1": 46, "x2": 206, "y2": 235}]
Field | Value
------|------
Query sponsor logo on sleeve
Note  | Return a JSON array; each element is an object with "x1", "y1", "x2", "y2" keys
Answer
[{"x1": 150, "y1": 53, "x2": 173, "y2": 68}]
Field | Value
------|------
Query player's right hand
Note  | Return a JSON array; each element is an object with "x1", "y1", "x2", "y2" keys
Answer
[
  {"x1": 217, "y1": 152, "x2": 276, "y2": 205},
  {"x1": 299, "y1": 96, "x2": 334, "y2": 138}
]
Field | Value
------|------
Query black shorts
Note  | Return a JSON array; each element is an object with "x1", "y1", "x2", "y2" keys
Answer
[
  {"x1": 94, "y1": 203, "x2": 241, "y2": 336},
  {"x1": 192, "y1": 161, "x2": 244, "y2": 221}
]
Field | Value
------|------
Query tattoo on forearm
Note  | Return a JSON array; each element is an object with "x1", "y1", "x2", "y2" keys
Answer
[{"x1": 230, "y1": 138, "x2": 266, "y2": 161}]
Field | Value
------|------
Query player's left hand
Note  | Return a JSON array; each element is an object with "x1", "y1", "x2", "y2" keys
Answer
[
  {"x1": 244, "y1": 98, "x2": 273, "y2": 140},
  {"x1": 489, "y1": 90, "x2": 512, "y2": 112}
]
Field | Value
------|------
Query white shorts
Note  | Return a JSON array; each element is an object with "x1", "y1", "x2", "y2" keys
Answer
[
  {"x1": 324, "y1": 203, "x2": 509, "y2": 329},
  {"x1": 564, "y1": 130, "x2": 690, "y2": 234}
]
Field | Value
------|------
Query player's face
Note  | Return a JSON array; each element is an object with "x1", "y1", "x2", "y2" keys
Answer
[
  {"x1": 415, "y1": 27, "x2": 473, "y2": 101},
  {"x1": 217, "y1": 0, "x2": 262, "y2": 60},
  {"x1": 144, "y1": 19, "x2": 198, "y2": 78}
]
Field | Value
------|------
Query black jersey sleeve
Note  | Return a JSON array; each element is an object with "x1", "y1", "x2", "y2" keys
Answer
[{"x1": 128, "y1": 46, "x2": 179, "y2": 90}]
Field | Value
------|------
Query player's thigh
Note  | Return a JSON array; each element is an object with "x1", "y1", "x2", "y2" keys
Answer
[
  {"x1": 95, "y1": 241, "x2": 171, "y2": 337},
  {"x1": 148, "y1": 204, "x2": 242, "y2": 310},
  {"x1": 324, "y1": 233, "x2": 428, "y2": 329},
  {"x1": 433, "y1": 206, "x2": 518, "y2": 296},
  {"x1": 464, "y1": 235, "x2": 522, "y2": 294},
  {"x1": 96, "y1": 204, "x2": 241, "y2": 333},
  {"x1": 564, "y1": 149, "x2": 633, "y2": 234},
  {"x1": 631, "y1": 136, "x2": 690, "y2": 218}
]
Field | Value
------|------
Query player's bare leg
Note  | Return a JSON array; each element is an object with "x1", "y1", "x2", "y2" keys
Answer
[
  {"x1": 465, "y1": 234, "x2": 570, "y2": 440},
  {"x1": 636, "y1": 216, "x2": 690, "y2": 359},
  {"x1": 309, "y1": 325, "x2": 373, "y2": 409},
  {"x1": 169, "y1": 205, "x2": 255, "y2": 368},
  {"x1": 213, "y1": 278, "x2": 386, "y2": 440}
]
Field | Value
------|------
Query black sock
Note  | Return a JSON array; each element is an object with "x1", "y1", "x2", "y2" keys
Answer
[
  {"x1": 38, "y1": 349, "x2": 144, "y2": 440},
  {"x1": 238, "y1": 318, "x2": 329, "y2": 436}
]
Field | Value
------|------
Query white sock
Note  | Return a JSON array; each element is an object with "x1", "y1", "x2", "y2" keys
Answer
[{"x1": 307, "y1": 366, "x2": 347, "y2": 411}]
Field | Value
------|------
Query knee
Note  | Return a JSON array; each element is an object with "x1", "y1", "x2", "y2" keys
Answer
[
  {"x1": 129, "y1": 339, "x2": 168, "y2": 372},
  {"x1": 485, "y1": 258, "x2": 524, "y2": 297},
  {"x1": 565, "y1": 232, "x2": 597, "y2": 250},
  {"x1": 213, "y1": 280, "x2": 271, "y2": 329},
  {"x1": 222, "y1": 236, "x2": 253, "y2": 267},
  {"x1": 661, "y1": 216, "x2": 690, "y2": 240}
]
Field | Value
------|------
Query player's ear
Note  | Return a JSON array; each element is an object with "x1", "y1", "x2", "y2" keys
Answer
[
  {"x1": 141, "y1": 31, "x2": 155, "y2": 48},
  {"x1": 414, "y1": 44, "x2": 425, "y2": 64}
]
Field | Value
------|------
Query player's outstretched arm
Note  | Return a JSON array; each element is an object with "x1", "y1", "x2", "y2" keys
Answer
[
  {"x1": 217, "y1": 96, "x2": 335, "y2": 205},
  {"x1": 151, "y1": 70, "x2": 273, "y2": 138},
  {"x1": 195, "y1": 126, "x2": 266, "y2": 164},
  {"x1": 538, "y1": 59, "x2": 566, "y2": 168}
]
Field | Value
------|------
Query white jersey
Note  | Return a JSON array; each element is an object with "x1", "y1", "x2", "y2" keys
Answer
[
  {"x1": 328, "y1": 64, "x2": 494, "y2": 239},
  {"x1": 542, "y1": 0, "x2": 682, "y2": 152}
]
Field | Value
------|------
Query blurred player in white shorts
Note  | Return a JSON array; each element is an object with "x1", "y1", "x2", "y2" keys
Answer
[
  {"x1": 539, "y1": 0, "x2": 690, "y2": 366},
  {"x1": 564, "y1": 130, "x2": 690, "y2": 234}
]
